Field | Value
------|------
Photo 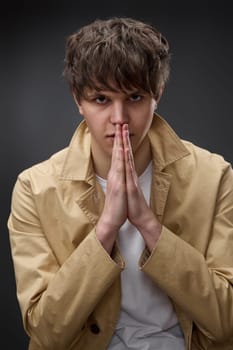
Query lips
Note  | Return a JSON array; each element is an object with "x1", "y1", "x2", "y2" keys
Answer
[{"x1": 106, "y1": 133, "x2": 134, "y2": 138}]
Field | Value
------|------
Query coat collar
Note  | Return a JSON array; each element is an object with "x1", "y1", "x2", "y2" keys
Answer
[
  {"x1": 60, "y1": 113, "x2": 190, "y2": 182},
  {"x1": 60, "y1": 120, "x2": 93, "y2": 183},
  {"x1": 148, "y1": 113, "x2": 190, "y2": 171}
]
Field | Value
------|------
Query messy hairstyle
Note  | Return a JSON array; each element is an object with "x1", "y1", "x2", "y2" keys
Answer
[{"x1": 63, "y1": 17, "x2": 170, "y2": 101}]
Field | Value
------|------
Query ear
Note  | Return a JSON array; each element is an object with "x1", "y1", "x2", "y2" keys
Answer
[{"x1": 72, "y1": 91, "x2": 84, "y2": 115}]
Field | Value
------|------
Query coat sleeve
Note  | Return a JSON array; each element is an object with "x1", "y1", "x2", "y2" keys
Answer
[
  {"x1": 140, "y1": 165, "x2": 233, "y2": 344},
  {"x1": 8, "y1": 173, "x2": 124, "y2": 349}
]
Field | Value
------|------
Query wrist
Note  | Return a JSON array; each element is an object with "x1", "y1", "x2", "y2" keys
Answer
[
  {"x1": 95, "y1": 219, "x2": 120, "y2": 254},
  {"x1": 136, "y1": 214, "x2": 162, "y2": 252}
]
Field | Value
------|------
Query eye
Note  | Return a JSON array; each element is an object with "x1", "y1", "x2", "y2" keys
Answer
[
  {"x1": 95, "y1": 95, "x2": 108, "y2": 104},
  {"x1": 129, "y1": 94, "x2": 142, "y2": 102}
]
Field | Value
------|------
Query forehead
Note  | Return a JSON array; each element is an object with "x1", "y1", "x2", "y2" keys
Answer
[{"x1": 84, "y1": 86, "x2": 146, "y2": 98}]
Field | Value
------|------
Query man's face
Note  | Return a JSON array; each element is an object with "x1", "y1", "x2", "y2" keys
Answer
[{"x1": 76, "y1": 88, "x2": 157, "y2": 161}]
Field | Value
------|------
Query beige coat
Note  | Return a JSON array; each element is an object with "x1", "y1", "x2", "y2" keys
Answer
[{"x1": 8, "y1": 115, "x2": 233, "y2": 349}]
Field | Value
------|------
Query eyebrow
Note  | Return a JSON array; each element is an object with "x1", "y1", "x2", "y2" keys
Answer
[{"x1": 86, "y1": 89, "x2": 144, "y2": 98}]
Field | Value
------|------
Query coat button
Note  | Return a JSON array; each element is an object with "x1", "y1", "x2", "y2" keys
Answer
[{"x1": 90, "y1": 323, "x2": 100, "y2": 334}]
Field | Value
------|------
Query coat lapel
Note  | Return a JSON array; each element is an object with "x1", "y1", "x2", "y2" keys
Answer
[
  {"x1": 148, "y1": 113, "x2": 190, "y2": 222},
  {"x1": 60, "y1": 120, "x2": 105, "y2": 225},
  {"x1": 150, "y1": 170, "x2": 172, "y2": 222},
  {"x1": 76, "y1": 180, "x2": 105, "y2": 225}
]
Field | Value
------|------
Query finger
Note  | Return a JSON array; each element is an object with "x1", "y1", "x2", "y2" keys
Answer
[
  {"x1": 109, "y1": 124, "x2": 125, "y2": 182},
  {"x1": 116, "y1": 124, "x2": 123, "y2": 147},
  {"x1": 123, "y1": 126, "x2": 138, "y2": 188},
  {"x1": 115, "y1": 124, "x2": 124, "y2": 163},
  {"x1": 122, "y1": 124, "x2": 135, "y2": 172},
  {"x1": 111, "y1": 124, "x2": 122, "y2": 166},
  {"x1": 122, "y1": 123, "x2": 130, "y2": 150}
]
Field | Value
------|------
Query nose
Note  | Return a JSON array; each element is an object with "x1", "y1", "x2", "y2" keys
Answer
[{"x1": 110, "y1": 102, "x2": 129, "y2": 125}]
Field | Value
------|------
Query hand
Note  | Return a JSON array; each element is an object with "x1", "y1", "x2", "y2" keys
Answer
[
  {"x1": 121, "y1": 124, "x2": 148, "y2": 225},
  {"x1": 96, "y1": 123, "x2": 161, "y2": 254},
  {"x1": 122, "y1": 124, "x2": 162, "y2": 251},
  {"x1": 96, "y1": 125, "x2": 127, "y2": 253}
]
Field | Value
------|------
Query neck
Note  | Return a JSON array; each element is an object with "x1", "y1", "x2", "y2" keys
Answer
[{"x1": 92, "y1": 136, "x2": 152, "y2": 179}]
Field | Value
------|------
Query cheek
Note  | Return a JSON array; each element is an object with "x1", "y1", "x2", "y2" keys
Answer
[
  {"x1": 85, "y1": 120, "x2": 103, "y2": 140},
  {"x1": 139, "y1": 113, "x2": 154, "y2": 131}
]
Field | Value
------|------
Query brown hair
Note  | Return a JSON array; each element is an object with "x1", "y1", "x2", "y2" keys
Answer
[{"x1": 63, "y1": 17, "x2": 170, "y2": 101}]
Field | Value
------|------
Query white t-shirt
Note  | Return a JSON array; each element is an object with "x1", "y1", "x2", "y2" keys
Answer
[{"x1": 96, "y1": 162, "x2": 185, "y2": 350}]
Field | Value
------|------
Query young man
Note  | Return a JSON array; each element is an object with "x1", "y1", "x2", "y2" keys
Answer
[{"x1": 8, "y1": 17, "x2": 233, "y2": 350}]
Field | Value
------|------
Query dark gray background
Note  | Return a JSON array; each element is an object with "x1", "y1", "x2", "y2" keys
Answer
[{"x1": 1, "y1": 1, "x2": 233, "y2": 348}]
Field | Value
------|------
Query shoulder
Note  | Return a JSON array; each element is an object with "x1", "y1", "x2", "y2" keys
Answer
[
  {"x1": 176, "y1": 140, "x2": 233, "y2": 187},
  {"x1": 182, "y1": 140, "x2": 231, "y2": 171},
  {"x1": 17, "y1": 147, "x2": 69, "y2": 187}
]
